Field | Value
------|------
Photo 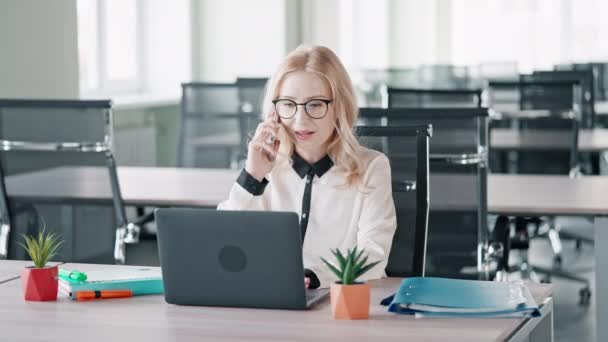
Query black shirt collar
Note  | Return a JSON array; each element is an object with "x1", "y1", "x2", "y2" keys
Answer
[{"x1": 291, "y1": 152, "x2": 334, "y2": 179}]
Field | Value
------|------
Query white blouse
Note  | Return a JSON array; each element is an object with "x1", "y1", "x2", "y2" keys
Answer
[{"x1": 217, "y1": 147, "x2": 397, "y2": 288}]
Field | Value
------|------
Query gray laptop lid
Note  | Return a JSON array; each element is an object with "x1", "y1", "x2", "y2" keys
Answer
[{"x1": 155, "y1": 208, "x2": 310, "y2": 310}]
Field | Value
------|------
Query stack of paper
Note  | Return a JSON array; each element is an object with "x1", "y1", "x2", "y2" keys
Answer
[{"x1": 384, "y1": 277, "x2": 540, "y2": 318}]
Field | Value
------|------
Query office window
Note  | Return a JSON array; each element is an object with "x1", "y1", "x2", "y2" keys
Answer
[
  {"x1": 569, "y1": 0, "x2": 608, "y2": 62},
  {"x1": 450, "y1": 0, "x2": 608, "y2": 72},
  {"x1": 77, "y1": 0, "x2": 142, "y2": 96}
]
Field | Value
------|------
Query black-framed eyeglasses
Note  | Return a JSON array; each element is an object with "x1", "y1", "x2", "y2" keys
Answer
[{"x1": 272, "y1": 98, "x2": 333, "y2": 119}]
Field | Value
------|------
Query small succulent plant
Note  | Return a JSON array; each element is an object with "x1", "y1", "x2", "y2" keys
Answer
[
  {"x1": 19, "y1": 226, "x2": 63, "y2": 268},
  {"x1": 321, "y1": 247, "x2": 381, "y2": 285}
]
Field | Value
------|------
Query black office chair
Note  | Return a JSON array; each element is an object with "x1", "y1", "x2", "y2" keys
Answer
[
  {"x1": 0, "y1": 99, "x2": 145, "y2": 264},
  {"x1": 528, "y1": 71, "x2": 595, "y2": 128},
  {"x1": 386, "y1": 87, "x2": 483, "y2": 108},
  {"x1": 178, "y1": 82, "x2": 242, "y2": 169},
  {"x1": 487, "y1": 79, "x2": 593, "y2": 303},
  {"x1": 514, "y1": 117, "x2": 580, "y2": 175},
  {"x1": 235, "y1": 77, "x2": 268, "y2": 167},
  {"x1": 556, "y1": 62, "x2": 607, "y2": 102},
  {"x1": 359, "y1": 108, "x2": 492, "y2": 280},
  {"x1": 355, "y1": 124, "x2": 431, "y2": 277},
  {"x1": 486, "y1": 79, "x2": 583, "y2": 173}
]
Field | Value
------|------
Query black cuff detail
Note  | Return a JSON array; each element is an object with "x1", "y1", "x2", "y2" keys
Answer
[
  {"x1": 304, "y1": 268, "x2": 321, "y2": 289},
  {"x1": 236, "y1": 169, "x2": 268, "y2": 196}
]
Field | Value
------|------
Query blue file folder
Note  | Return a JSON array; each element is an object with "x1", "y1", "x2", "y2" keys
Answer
[{"x1": 382, "y1": 277, "x2": 541, "y2": 318}]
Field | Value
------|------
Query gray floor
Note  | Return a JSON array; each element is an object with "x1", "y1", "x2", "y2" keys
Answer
[
  {"x1": 527, "y1": 233, "x2": 596, "y2": 342},
  {"x1": 125, "y1": 224, "x2": 597, "y2": 342}
]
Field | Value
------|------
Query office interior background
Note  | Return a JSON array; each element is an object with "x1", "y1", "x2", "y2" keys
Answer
[{"x1": 1, "y1": 0, "x2": 607, "y2": 341}]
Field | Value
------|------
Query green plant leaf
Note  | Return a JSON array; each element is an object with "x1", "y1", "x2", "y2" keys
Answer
[
  {"x1": 342, "y1": 251, "x2": 354, "y2": 284},
  {"x1": 353, "y1": 255, "x2": 369, "y2": 274},
  {"x1": 354, "y1": 260, "x2": 382, "y2": 280},
  {"x1": 321, "y1": 257, "x2": 343, "y2": 280},
  {"x1": 331, "y1": 249, "x2": 346, "y2": 271},
  {"x1": 353, "y1": 247, "x2": 365, "y2": 264},
  {"x1": 19, "y1": 224, "x2": 63, "y2": 268}
]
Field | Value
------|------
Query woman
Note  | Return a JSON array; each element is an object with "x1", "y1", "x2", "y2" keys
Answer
[{"x1": 218, "y1": 45, "x2": 396, "y2": 289}]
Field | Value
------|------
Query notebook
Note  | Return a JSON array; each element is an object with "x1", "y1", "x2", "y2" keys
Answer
[
  {"x1": 59, "y1": 268, "x2": 164, "y2": 300},
  {"x1": 383, "y1": 277, "x2": 540, "y2": 318}
]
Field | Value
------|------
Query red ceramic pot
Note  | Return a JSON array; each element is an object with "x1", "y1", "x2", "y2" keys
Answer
[{"x1": 22, "y1": 265, "x2": 58, "y2": 301}]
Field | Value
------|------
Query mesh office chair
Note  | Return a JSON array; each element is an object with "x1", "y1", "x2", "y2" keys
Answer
[
  {"x1": 513, "y1": 117, "x2": 580, "y2": 175},
  {"x1": 528, "y1": 71, "x2": 595, "y2": 128},
  {"x1": 359, "y1": 108, "x2": 491, "y2": 280},
  {"x1": 178, "y1": 83, "x2": 242, "y2": 168},
  {"x1": 488, "y1": 79, "x2": 592, "y2": 303},
  {"x1": 0, "y1": 99, "x2": 141, "y2": 264},
  {"x1": 355, "y1": 124, "x2": 431, "y2": 277},
  {"x1": 556, "y1": 63, "x2": 607, "y2": 102},
  {"x1": 486, "y1": 79, "x2": 582, "y2": 173},
  {"x1": 235, "y1": 78, "x2": 268, "y2": 167},
  {"x1": 386, "y1": 87, "x2": 483, "y2": 109}
]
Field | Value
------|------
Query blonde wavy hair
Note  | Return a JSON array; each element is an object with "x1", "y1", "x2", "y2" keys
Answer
[{"x1": 261, "y1": 45, "x2": 364, "y2": 187}]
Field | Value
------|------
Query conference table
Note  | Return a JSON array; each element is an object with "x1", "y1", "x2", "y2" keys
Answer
[
  {"x1": 4, "y1": 166, "x2": 608, "y2": 341},
  {"x1": 0, "y1": 260, "x2": 553, "y2": 341}
]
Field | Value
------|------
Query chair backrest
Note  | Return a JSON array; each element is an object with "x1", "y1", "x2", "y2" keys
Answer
[
  {"x1": 178, "y1": 82, "x2": 241, "y2": 168},
  {"x1": 386, "y1": 87, "x2": 483, "y2": 109},
  {"x1": 556, "y1": 63, "x2": 607, "y2": 101},
  {"x1": 511, "y1": 116, "x2": 580, "y2": 176},
  {"x1": 0, "y1": 99, "x2": 127, "y2": 263},
  {"x1": 236, "y1": 77, "x2": 267, "y2": 113},
  {"x1": 355, "y1": 124, "x2": 431, "y2": 278},
  {"x1": 485, "y1": 78, "x2": 581, "y2": 175},
  {"x1": 487, "y1": 79, "x2": 581, "y2": 119},
  {"x1": 236, "y1": 77, "x2": 268, "y2": 151},
  {"x1": 359, "y1": 107, "x2": 490, "y2": 279},
  {"x1": 518, "y1": 77, "x2": 579, "y2": 113},
  {"x1": 528, "y1": 70, "x2": 594, "y2": 128},
  {"x1": 486, "y1": 80, "x2": 521, "y2": 113}
]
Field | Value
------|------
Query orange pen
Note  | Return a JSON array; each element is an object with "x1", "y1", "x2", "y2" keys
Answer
[{"x1": 76, "y1": 290, "x2": 133, "y2": 301}]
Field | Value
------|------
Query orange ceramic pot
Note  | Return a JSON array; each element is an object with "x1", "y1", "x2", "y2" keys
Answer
[
  {"x1": 330, "y1": 282, "x2": 370, "y2": 320},
  {"x1": 22, "y1": 265, "x2": 58, "y2": 301}
]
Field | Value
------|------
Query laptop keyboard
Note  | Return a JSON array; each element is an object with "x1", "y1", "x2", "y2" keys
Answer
[{"x1": 305, "y1": 289, "x2": 329, "y2": 305}]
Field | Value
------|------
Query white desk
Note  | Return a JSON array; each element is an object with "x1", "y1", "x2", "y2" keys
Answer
[
  {"x1": 490, "y1": 128, "x2": 608, "y2": 152},
  {"x1": 0, "y1": 260, "x2": 33, "y2": 284},
  {"x1": 5, "y1": 168, "x2": 608, "y2": 341},
  {"x1": 0, "y1": 261, "x2": 554, "y2": 341}
]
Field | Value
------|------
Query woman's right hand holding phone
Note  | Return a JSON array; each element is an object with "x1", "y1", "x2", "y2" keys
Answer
[{"x1": 245, "y1": 112, "x2": 281, "y2": 182}]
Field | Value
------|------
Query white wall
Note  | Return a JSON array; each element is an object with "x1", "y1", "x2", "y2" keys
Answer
[
  {"x1": 0, "y1": 0, "x2": 79, "y2": 98},
  {"x1": 388, "y1": 0, "x2": 438, "y2": 67},
  {"x1": 143, "y1": 0, "x2": 191, "y2": 95},
  {"x1": 196, "y1": 0, "x2": 287, "y2": 81}
]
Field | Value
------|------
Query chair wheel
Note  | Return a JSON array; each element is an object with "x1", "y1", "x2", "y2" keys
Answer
[{"x1": 579, "y1": 287, "x2": 592, "y2": 306}]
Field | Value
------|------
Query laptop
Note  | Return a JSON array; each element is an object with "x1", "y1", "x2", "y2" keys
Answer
[{"x1": 155, "y1": 208, "x2": 329, "y2": 310}]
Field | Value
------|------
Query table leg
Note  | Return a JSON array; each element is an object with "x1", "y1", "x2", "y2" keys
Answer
[{"x1": 595, "y1": 216, "x2": 608, "y2": 342}]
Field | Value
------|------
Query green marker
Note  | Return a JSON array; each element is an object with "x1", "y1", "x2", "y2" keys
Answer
[{"x1": 58, "y1": 269, "x2": 88, "y2": 282}]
